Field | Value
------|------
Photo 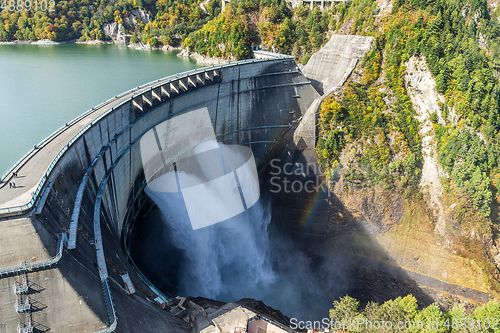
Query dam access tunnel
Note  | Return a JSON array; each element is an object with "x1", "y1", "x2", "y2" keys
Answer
[{"x1": 0, "y1": 56, "x2": 324, "y2": 332}]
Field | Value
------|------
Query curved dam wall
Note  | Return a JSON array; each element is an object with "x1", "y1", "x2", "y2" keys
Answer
[{"x1": 14, "y1": 57, "x2": 319, "y2": 332}]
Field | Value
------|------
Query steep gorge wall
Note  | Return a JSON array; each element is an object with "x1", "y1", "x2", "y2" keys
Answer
[{"x1": 319, "y1": 48, "x2": 496, "y2": 305}]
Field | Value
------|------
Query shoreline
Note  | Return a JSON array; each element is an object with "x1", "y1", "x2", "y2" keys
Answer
[
  {"x1": 0, "y1": 39, "x2": 68, "y2": 45},
  {"x1": 0, "y1": 39, "x2": 235, "y2": 64},
  {"x1": 0, "y1": 39, "x2": 113, "y2": 45},
  {"x1": 176, "y1": 48, "x2": 232, "y2": 65},
  {"x1": 0, "y1": 39, "x2": 180, "y2": 51}
]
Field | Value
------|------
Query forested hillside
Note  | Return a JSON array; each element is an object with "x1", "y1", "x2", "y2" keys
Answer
[
  {"x1": 183, "y1": 0, "x2": 336, "y2": 61},
  {"x1": 317, "y1": 0, "x2": 500, "y2": 221},
  {"x1": 0, "y1": 0, "x2": 336, "y2": 63},
  {"x1": 314, "y1": 0, "x2": 500, "y2": 299},
  {"x1": 0, "y1": 0, "x2": 220, "y2": 42}
]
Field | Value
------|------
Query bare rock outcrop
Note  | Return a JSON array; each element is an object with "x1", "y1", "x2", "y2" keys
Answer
[
  {"x1": 404, "y1": 56, "x2": 448, "y2": 236},
  {"x1": 329, "y1": 185, "x2": 405, "y2": 235},
  {"x1": 123, "y1": 8, "x2": 150, "y2": 28},
  {"x1": 131, "y1": 8, "x2": 150, "y2": 24},
  {"x1": 124, "y1": 14, "x2": 137, "y2": 27},
  {"x1": 376, "y1": 0, "x2": 392, "y2": 16},
  {"x1": 102, "y1": 22, "x2": 126, "y2": 43}
]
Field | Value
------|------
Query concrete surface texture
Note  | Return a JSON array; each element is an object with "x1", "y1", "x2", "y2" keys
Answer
[
  {"x1": 302, "y1": 34, "x2": 374, "y2": 95},
  {"x1": 248, "y1": 319, "x2": 291, "y2": 333},
  {"x1": 265, "y1": 39, "x2": 369, "y2": 242},
  {"x1": 0, "y1": 216, "x2": 108, "y2": 332},
  {"x1": 0, "y1": 58, "x2": 319, "y2": 332},
  {"x1": 192, "y1": 302, "x2": 256, "y2": 333}
]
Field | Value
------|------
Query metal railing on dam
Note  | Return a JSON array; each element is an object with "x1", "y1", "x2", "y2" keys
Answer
[
  {"x1": 0, "y1": 54, "x2": 316, "y2": 332},
  {"x1": 0, "y1": 234, "x2": 63, "y2": 277},
  {"x1": 0, "y1": 55, "x2": 294, "y2": 218}
]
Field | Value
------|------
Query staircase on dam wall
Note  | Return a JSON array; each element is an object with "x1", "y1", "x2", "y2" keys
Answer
[{"x1": 0, "y1": 57, "x2": 321, "y2": 333}]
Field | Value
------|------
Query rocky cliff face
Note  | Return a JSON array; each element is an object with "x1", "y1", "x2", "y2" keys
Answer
[
  {"x1": 376, "y1": 0, "x2": 393, "y2": 16},
  {"x1": 329, "y1": 183, "x2": 405, "y2": 236},
  {"x1": 102, "y1": 22, "x2": 126, "y2": 43},
  {"x1": 177, "y1": 48, "x2": 233, "y2": 64},
  {"x1": 124, "y1": 14, "x2": 136, "y2": 27},
  {"x1": 403, "y1": 56, "x2": 496, "y2": 249},
  {"x1": 123, "y1": 8, "x2": 150, "y2": 28},
  {"x1": 307, "y1": 34, "x2": 500, "y2": 302},
  {"x1": 131, "y1": 8, "x2": 150, "y2": 24},
  {"x1": 404, "y1": 56, "x2": 448, "y2": 236}
]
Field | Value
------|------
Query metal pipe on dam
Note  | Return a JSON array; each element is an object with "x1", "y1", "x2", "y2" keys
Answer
[{"x1": 0, "y1": 57, "x2": 320, "y2": 332}]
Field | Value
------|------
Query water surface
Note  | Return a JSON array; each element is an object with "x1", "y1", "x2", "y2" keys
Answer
[{"x1": 0, "y1": 43, "x2": 201, "y2": 173}]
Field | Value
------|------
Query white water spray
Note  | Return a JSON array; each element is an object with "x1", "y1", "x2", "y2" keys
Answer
[
  {"x1": 145, "y1": 184, "x2": 275, "y2": 299},
  {"x1": 138, "y1": 108, "x2": 348, "y2": 319}
]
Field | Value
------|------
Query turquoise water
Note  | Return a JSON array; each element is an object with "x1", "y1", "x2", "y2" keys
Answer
[{"x1": 0, "y1": 43, "x2": 201, "y2": 173}]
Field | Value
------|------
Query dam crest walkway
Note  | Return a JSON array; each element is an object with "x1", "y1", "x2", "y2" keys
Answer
[{"x1": 0, "y1": 56, "x2": 292, "y2": 217}]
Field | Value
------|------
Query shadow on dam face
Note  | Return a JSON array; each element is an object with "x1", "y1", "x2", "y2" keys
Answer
[
  {"x1": 128, "y1": 143, "x2": 436, "y2": 322},
  {"x1": 122, "y1": 60, "x2": 437, "y2": 323}
]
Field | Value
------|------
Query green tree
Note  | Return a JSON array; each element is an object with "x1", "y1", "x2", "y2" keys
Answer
[
  {"x1": 474, "y1": 301, "x2": 500, "y2": 332},
  {"x1": 435, "y1": 72, "x2": 446, "y2": 93},
  {"x1": 468, "y1": 165, "x2": 492, "y2": 217},
  {"x1": 414, "y1": 303, "x2": 447, "y2": 333},
  {"x1": 131, "y1": 32, "x2": 139, "y2": 43},
  {"x1": 330, "y1": 295, "x2": 363, "y2": 331}
]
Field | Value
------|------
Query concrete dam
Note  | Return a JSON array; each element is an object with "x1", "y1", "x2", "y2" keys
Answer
[{"x1": 0, "y1": 56, "x2": 327, "y2": 332}]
